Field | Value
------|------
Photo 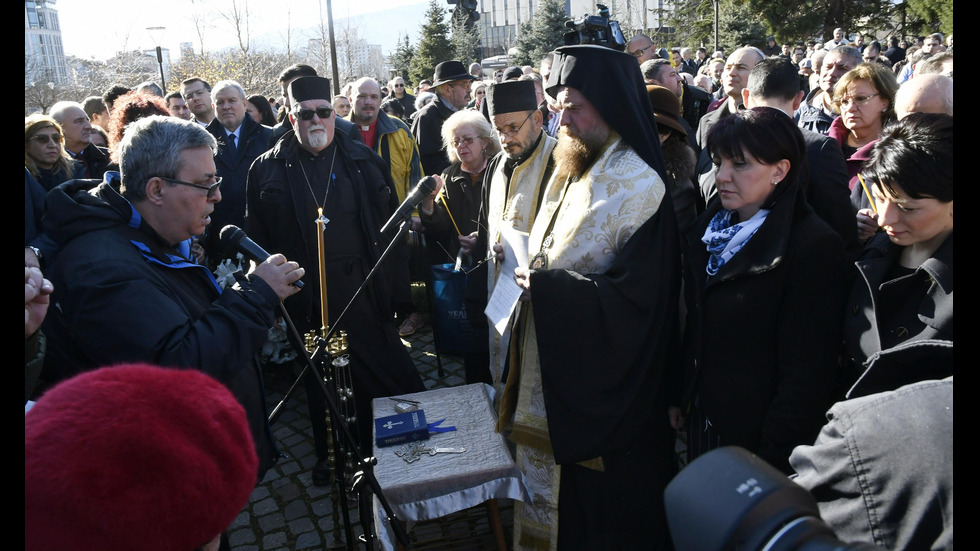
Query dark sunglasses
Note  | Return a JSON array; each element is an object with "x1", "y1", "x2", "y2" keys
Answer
[
  {"x1": 30, "y1": 134, "x2": 61, "y2": 145},
  {"x1": 394, "y1": 84, "x2": 405, "y2": 87},
  {"x1": 294, "y1": 106, "x2": 334, "y2": 120}
]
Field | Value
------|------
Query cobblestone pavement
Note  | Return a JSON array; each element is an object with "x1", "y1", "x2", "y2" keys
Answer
[
  {"x1": 230, "y1": 307, "x2": 686, "y2": 550},
  {"x1": 228, "y1": 320, "x2": 508, "y2": 551}
]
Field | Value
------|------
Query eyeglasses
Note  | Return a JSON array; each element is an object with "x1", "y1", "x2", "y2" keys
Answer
[
  {"x1": 294, "y1": 106, "x2": 334, "y2": 120},
  {"x1": 30, "y1": 133, "x2": 61, "y2": 145},
  {"x1": 835, "y1": 93, "x2": 880, "y2": 108},
  {"x1": 394, "y1": 84, "x2": 405, "y2": 88},
  {"x1": 631, "y1": 43, "x2": 654, "y2": 58},
  {"x1": 495, "y1": 112, "x2": 534, "y2": 138},
  {"x1": 158, "y1": 176, "x2": 223, "y2": 198},
  {"x1": 452, "y1": 135, "x2": 482, "y2": 148}
]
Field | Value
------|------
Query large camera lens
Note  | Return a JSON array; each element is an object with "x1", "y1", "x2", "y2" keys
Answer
[{"x1": 664, "y1": 447, "x2": 881, "y2": 551}]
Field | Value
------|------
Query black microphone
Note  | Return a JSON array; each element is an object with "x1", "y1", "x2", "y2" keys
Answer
[
  {"x1": 380, "y1": 176, "x2": 438, "y2": 235},
  {"x1": 219, "y1": 224, "x2": 303, "y2": 288}
]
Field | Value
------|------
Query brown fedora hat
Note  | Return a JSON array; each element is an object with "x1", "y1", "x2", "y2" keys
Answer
[
  {"x1": 432, "y1": 60, "x2": 477, "y2": 87},
  {"x1": 646, "y1": 85, "x2": 686, "y2": 136}
]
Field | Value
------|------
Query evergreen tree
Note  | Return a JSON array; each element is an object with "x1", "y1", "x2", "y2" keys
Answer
[
  {"x1": 389, "y1": 33, "x2": 416, "y2": 85},
  {"x1": 512, "y1": 0, "x2": 569, "y2": 66},
  {"x1": 667, "y1": 0, "x2": 718, "y2": 50},
  {"x1": 450, "y1": 12, "x2": 482, "y2": 66},
  {"x1": 715, "y1": 0, "x2": 768, "y2": 53},
  {"x1": 907, "y1": 0, "x2": 953, "y2": 37},
  {"x1": 512, "y1": 21, "x2": 537, "y2": 66},
  {"x1": 410, "y1": 0, "x2": 454, "y2": 86}
]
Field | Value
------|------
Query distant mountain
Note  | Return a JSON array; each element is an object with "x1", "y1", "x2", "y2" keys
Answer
[{"x1": 251, "y1": 2, "x2": 431, "y2": 56}]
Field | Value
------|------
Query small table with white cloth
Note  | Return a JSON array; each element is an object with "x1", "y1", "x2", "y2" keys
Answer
[{"x1": 371, "y1": 383, "x2": 531, "y2": 551}]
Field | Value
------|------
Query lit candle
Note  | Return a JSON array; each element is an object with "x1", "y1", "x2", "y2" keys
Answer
[{"x1": 317, "y1": 208, "x2": 329, "y2": 330}]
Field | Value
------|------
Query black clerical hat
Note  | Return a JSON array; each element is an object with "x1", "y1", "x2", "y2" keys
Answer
[
  {"x1": 486, "y1": 80, "x2": 538, "y2": 117},
  {"x1": 288, "y1": 76, "x2": 332, "y2": 103}
]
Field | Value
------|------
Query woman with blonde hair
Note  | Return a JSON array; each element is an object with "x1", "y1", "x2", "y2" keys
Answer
[
  {"x1": 25, "y1": 115, "x2": 79, "y2": 191},
  {"x1": 418, "y1": 109, "x2": 500, "y2": 384},
  {"x1": 827, "y1": 62, "x2": 899, "y2": 212},
  {"x1": 419, "y1": 109, "x2": 500, "y2": 263}
]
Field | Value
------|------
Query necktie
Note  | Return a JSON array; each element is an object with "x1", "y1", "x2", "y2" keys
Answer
[{"x1": 227, "y1": 133, "x2": 237, "y2": 153}]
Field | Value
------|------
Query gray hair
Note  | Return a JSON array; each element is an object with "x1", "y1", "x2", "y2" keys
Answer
[
  {"x1": 211, "y1": 80, "x2": 246, "y2": 101},
  {"x1": 117, "y1": 115, "x2": 217, "y2": 201},
  {"x1": 48, "y1": 101, "x2": 85, "y2": 124},
  {"x1": 440, "y1": 109, "x2": 500, "y2": 164},
  {"x1": 136, "y1": 81, "x2": 164, "y2": 97},
  {"x1": 829, "y1": 45, "x2": 863, "y2": 68}
]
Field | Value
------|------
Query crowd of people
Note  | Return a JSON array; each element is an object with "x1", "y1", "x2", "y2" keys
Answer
[{"x1": 26, "y1": 24, "x2": 952, "y2": 551}]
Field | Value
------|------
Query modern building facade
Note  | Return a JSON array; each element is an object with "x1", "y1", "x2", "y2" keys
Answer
[{"x1": 25, "y1": 0, "x2": 68, "y2": 85}]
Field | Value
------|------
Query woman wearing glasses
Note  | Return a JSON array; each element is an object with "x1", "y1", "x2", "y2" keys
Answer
[
  {"x1": 826, "y1": 62, "x2": 898, "y2": 213},
  {"x1": 25, "y1": 115, "x2": 81, "y2": 192},
  {"x1": 419, "y1": 110, "x2": 500, "y2": 264},
  {"x1": 418, "y1": 109, "x2": 500, "y2": 385}
]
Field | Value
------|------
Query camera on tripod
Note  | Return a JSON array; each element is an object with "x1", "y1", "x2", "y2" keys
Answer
[{"x1": 562, "y1": 3, "x2": 626, "y2": 51}]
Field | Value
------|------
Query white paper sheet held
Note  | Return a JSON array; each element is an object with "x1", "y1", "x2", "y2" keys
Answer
[{"x1": 484, "y1": 226, "x2": 529, "y2": 335}]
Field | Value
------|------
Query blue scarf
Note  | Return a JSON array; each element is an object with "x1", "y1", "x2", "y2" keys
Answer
[{"x1": 702, "y1": 208, "x2": 769, "y2": 275}]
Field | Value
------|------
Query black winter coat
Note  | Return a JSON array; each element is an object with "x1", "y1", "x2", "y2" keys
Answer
[
  {"x1": 410, "y1": 94, "x2": 455, "y2": 177},
  {"x1": 41, "y1": 178, "x2": 280, "y2": 480},
  {"x1": 203, "y1": 113, "x2": 272, "y2": 261},
  {"x1": 244, "y1": 128, "x2": 424, "y2": 399},
  {"x1": 841, "y1": 231, "x2": 953, "y2": 398},
  {"x1": 678, "y1": 182, "x2": 849, "y2": 473}
]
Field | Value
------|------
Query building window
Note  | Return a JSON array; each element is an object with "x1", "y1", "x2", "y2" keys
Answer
[{"x1": 26, "y1": 2, "x2": 39, "y2": 28}]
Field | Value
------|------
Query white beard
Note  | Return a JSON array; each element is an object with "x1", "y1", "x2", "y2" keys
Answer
[{"x1": 307, "y1": 123, "x2": 329, "y2": 148}]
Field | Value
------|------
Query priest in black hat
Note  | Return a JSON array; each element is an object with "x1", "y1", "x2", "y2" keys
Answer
[
  {"x1": 410, "y1": 60, "x2": 477, "y2": 176},
  {"x1": 461, "y1": 79, "x2": 557, "y2": 397},
  {"x1": 496, "y1": 45, "x2": 680, "y2": 550},
  {"x1": 245, "y1": 76, "x2": 425, "y2": 486}
]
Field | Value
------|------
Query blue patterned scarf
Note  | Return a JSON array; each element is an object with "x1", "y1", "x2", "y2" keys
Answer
[{"x1": 702, "y1": 208, "x2": 770, "y2": 275}]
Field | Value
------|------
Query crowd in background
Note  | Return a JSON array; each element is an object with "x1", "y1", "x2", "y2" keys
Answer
[{"x1": 26, "y1": 23, "x2": 952, "y2": 551}]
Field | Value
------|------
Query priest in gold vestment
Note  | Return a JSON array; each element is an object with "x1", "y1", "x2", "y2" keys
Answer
[{"x1": 496, "y1": 45, "x2": 682, "y2": 550}]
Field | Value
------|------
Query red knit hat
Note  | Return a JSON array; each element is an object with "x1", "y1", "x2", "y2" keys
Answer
[{"x1": 25, "y1": 363, "x2": 258, "y2": 551}]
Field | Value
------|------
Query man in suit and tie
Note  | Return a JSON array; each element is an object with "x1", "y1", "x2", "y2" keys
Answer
[{"x1": 202, "y1": 79, "x2": 272, "y2": 267}]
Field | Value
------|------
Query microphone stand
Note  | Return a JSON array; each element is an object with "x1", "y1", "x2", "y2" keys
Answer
[{"x1": 267, "y1": 218, "x2": 415, "y2": 550}]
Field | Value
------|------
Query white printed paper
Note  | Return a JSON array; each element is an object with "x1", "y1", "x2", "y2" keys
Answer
[{"x1": 485, "y1": 226, "x2": 529, "y2": 335}]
